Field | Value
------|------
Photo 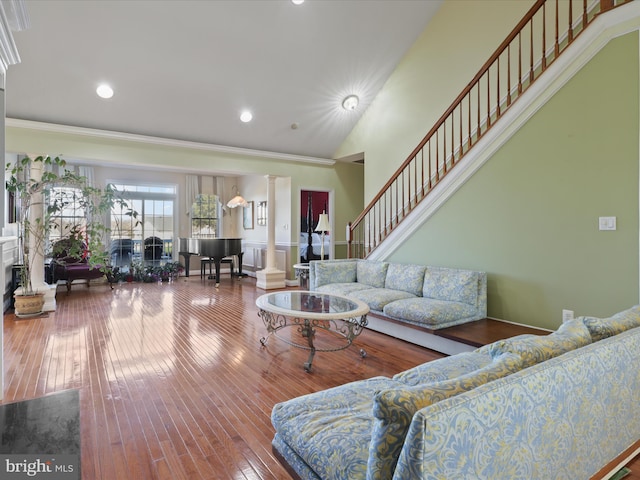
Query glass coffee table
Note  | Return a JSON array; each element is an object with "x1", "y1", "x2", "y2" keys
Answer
[{"x1": 256, "y1": 290, "x2": 369, "y2": 372}]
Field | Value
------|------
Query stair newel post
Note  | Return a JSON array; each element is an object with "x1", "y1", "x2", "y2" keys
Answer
[{"x1": 600, "y1": 0, "x2": 614, "y2": 12}]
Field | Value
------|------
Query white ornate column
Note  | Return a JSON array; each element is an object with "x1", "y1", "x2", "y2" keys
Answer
[
  {"x1": 26, "y1": 159, "x2": 56, "y2": 311},
  {"x1": 256, "y1": 175, "x2": 285, "y2": 289}
]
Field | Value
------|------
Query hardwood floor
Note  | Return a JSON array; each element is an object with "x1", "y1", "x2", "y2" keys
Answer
[
  {"x1": 2, "y1": 277, "x2": 444, "y2": 479},
  {"x1": 6, "y1": 278, "x2": 638, "y2": 480}
]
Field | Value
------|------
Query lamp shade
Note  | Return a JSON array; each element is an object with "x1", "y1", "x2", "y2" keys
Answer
[
  {"x1": 227, "y1": 194, "x2": 248, "y2": 208},
  {"x1": 315, "y1": 212, "x2": 330, "y2": 232}
]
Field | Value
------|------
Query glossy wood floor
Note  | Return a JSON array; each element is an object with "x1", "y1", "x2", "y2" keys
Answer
[{"x1": 2, "y1": 276, "x2": 444, "y2": 479}]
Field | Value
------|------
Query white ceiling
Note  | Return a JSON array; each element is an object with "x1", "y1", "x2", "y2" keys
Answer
[{"x1": 5, "y1": 0, "x2": 442, "y2": 161}]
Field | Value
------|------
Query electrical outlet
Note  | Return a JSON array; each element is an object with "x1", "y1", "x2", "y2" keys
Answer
[{"x1": 562, "y1": 309, "x2": 574, "y2": 323}]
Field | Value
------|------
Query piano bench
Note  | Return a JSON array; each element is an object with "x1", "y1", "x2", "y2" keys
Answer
[{"x1": 200, "y1": 257, "x2": 234, "y2": 279}]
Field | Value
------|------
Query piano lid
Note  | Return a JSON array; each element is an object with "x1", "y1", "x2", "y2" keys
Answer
[{"x1": 179, "y1": 237, "x2": 242, "y2": 256}]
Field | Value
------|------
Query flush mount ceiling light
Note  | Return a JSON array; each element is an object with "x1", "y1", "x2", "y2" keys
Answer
[
  {"x1": 342, "y1": 94, "x2": 359, "y2": 111},
  {"x1": 291, "y1": 0, "x2": 304, "y2": 4},
  {"x1": 240, "y1": 111, "x2": 253, "y2": 123},
  {"x1": 96, "y1": 83, "x2": 114, "y2": 99}
]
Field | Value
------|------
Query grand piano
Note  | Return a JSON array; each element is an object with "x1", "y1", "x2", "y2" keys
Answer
[{"x1": 178, "y1": 237, "x2": 243, "y2": 286}]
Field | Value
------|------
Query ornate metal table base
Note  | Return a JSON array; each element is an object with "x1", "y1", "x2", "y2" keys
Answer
[{"x1": 258, "y1": 310, "x2": 368, "y2": 372}]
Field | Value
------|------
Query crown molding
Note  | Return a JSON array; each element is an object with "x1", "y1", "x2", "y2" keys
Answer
[
  {"x1": 5, "y1": 118, "x2": 336, "y2": 166},
  {"x1": 2, "y1": 0, "x2": 29, "y2": 31},
  {"x1": 0, "y1": 0, "x2": 27, "y2": 79}
]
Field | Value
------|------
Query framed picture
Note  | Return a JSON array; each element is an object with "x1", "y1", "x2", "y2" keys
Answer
[
  {"x1": 257, "y1": 201, "x2": 267, "y2": 226},
  {"x1": 243, "y1": 201, "x2": 254, "y2": 230}
]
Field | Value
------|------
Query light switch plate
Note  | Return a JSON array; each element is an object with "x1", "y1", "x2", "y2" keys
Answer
[{"x1": 599, "y1": 216, "x2": 616, "y2": 231}]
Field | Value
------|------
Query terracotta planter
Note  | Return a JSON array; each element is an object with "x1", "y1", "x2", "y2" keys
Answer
[{"x1": 14, "y1": 293, "x2": 45, "y2": 317}]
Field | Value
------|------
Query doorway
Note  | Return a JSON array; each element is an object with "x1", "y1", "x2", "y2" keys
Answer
[{"x1": 300, "y1": 190, "x2": 330, "y2": 262}]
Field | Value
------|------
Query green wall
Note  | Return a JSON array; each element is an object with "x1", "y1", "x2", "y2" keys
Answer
[
  {"x1": 388, "y1": 32, "x2": 639, "y2": 329},
  {"x1": 335, "y1": 0, "x2": 531, "y2": 202}
]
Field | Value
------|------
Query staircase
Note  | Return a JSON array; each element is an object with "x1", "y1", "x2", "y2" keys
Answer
[{"x1": 347, "y1": 0, "x2": 633, "y2": 260}]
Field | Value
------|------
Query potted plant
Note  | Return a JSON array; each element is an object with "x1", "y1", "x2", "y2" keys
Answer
[
  {"x1": 159, "y1": 261, "x2": 184, "y2": 282},
  {"x1": 6, "y1": 155, "x2": 137, "y2": 315}
]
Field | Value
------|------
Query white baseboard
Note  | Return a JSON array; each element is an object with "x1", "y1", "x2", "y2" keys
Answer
[
  {"x1": 486, "y1": 316, "x2": 553, "y2": 333},
  {"x1": 365, "y1": 315, "x2": 475, "y2": 356}
]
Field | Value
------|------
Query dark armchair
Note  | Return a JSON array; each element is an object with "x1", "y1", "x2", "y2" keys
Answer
[
  {"x1": 51, "y1": 238, "x2": 112, "y2": 293},
  {"x1": 144, "y1": 236, "x2": 164, "y2": 262}
]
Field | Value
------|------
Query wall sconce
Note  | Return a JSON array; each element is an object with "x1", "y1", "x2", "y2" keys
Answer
[
  {"x1": 226, "y1": 185, "x2": 248, "y2": 208},
  {"x1": 257, "y1": 201, "x2": 267, "y2": 226}
]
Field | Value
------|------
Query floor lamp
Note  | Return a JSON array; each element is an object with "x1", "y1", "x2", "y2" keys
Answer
[{"x1": 315, "y1": 211, "x2": 330, "y2": 260}]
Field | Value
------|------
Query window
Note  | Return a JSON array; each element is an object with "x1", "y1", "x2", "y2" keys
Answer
[
  {"x1": 49, "y1": 186, "x2": 87, "y2": 244},
  {"x1": 191, "y1": 194, "x2": 220, "y2": 238},
  {"x1": 110, "y1": 198, "x2": 142, "y2": 268},
  {"x1": 109, "y1": 183, "x2": 177, "y2": 268}
]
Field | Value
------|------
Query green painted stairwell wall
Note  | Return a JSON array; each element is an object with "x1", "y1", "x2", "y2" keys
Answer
[{"x1": 388, "y1": 32, "x2": 639, "y2": 330}]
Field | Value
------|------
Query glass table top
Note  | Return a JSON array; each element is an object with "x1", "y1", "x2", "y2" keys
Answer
[{"x1": 256, "y1": 291, "x2": 369, "y2": 319}]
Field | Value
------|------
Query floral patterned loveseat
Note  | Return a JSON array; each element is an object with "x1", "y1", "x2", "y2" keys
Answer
[
  {"x1": 271, "y1": 305, "x2": 640, "y2": 479},
  {"x1": 308, "y1": 259, "x2": 487, "y2": 330}
]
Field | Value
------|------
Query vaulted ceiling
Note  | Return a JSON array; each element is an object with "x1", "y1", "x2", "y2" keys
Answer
[{"x1": 6, "y1": 0, "x2": 442, "y2": 161}]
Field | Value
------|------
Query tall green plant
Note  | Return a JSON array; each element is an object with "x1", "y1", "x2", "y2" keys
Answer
[{"x1": 5, "y1": 155, "x2": 138, "y2": 295}]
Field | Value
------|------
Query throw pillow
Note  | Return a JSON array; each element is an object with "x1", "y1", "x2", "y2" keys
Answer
[
  {"x1": 423, "y1": 267, "x2": 479, "y2": 305},
  {"x1": 368, "y1": 352, "x2": 523, "y2": 479},
  {"x1": 314, "y1": 261, "x2": 357, "y2": 288},
  {"x1": 356, "y1": 261, "x2": 388, "y2": 288},
  {"x1": 384, "y1": 263, "x2": 427, "y2": 297},
  {"x1": 480, "y1": 319, "x2": 591, "y2": 368},
  {"x1": 579, "y1": 305, "x2": 640, "y2": 341}
]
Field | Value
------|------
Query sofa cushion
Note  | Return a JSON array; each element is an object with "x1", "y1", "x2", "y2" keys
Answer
[
  {"x1": 579, "y1": 305, "x2": 640, "y2": 341},
  {"x1": 368, "y1": 353, "x2": 523, "y2": 479},
  {"x1": 314, "y1": 261, "x2": 357, "y2": 288},
  {"x1": 476, "y1": 319, "x2": 592, "y2": 368},
  {"x1": 350, "y1": 288, "x2": 416, "y2": 312},
  {"x1": 356, "y1": 261, "x2": 388, "y2": 289},
  {"x1": 272, "y1": 434, "x2": 322, "y2": 480},
  {"x1": 423, "y1": 267, "x2": 479, "y2": 306},
  {"x1": 316, "y1": 282, "x2": 375, "y2": 296},
  {"x1": 393, "y1": 326, "x2": 640, "y2": 480},
  {"x1": 384, "y1": 263, "x2": 427, "y2": 297},
  {"x1": 393, "y1": 351, "x2": 493, "y2": 386},
  {"x1": 383, "y1": 298, "x2": 478, "y2": 328},
  {"x1": 271, "y1": 376, "x2": 401, "y2": 480}
]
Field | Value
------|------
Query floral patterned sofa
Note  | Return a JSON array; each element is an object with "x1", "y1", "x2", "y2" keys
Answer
[
  {"x1": 271, "y1": 305, "x2": 640, "y2": 479},
  {"x1": 308, "y1": 259, "x2": 487, "y2": 330}
]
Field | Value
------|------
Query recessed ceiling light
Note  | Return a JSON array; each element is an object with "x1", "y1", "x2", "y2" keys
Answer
[
  {"x1": 342, "y1": 94, "x2": 359, "y2": 111},
  {"x1": 96, "y1": 84, "x2": 114, "y2": 99},
  {"x1": 291, "y1": 0, "x2": 304, "y2": 4},
  {"x1": 240, "y1": 111, "x2": 253, "y2": 123}
]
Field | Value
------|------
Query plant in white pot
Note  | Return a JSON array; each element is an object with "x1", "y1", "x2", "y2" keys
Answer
[{"x1": 6, "y1": 155, "x2": 137, "y2": 316}]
